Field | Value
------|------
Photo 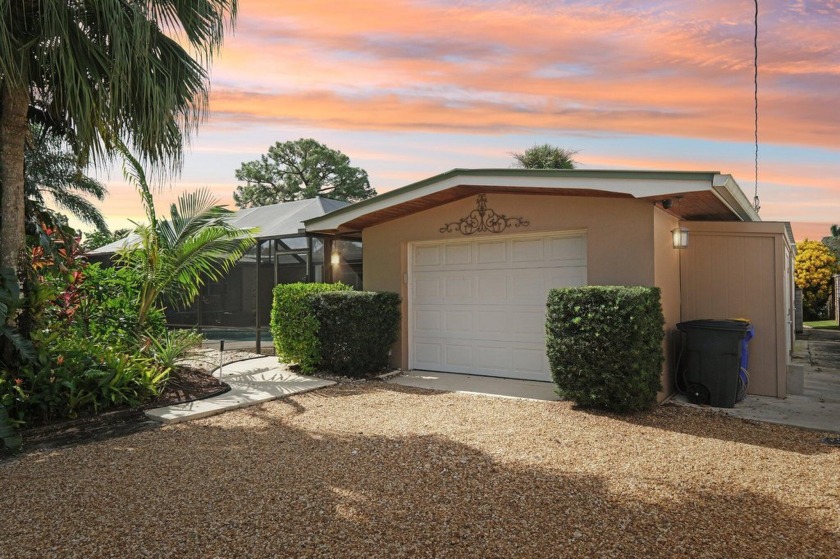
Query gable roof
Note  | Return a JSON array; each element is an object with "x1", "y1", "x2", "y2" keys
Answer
[
  {"x1": 89, "y1": 196, "x2": 350, "y2": 255},
  {"x1": 304, "y1": 169, "x2": 760, "y2": 234}
]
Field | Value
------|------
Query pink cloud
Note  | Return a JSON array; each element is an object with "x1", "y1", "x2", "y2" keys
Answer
[{"x1": 200, "y1": 1, "x2": 840, "y2": 149}]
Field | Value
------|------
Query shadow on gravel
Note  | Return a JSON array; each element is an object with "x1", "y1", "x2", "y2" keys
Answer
[
  {"x1": 3, "y1": 400, "x2": 836, "y2": 559},
  {"x1": 574, "y1": 404, "x2": 835, "y2": 456},
  {"x1": 372, "y1": 381, "x2": 837, "y2": 457}
]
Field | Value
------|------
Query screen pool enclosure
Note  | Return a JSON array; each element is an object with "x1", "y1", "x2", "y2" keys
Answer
[{"x1": 88, "y1": 197, "x2": 361, "y2": 352}]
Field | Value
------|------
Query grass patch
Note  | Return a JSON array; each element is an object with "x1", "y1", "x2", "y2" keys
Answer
[{"x1": 804, "y1": 319, "x2": 838, "y2": 330}]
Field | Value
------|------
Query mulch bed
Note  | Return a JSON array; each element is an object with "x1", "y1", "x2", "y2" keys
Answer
[{"x1": 8, "y1": 367, "x2": 229, "y2": 456}]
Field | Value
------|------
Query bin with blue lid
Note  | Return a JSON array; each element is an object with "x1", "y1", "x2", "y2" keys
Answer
[{"x1": 676, "y1": 319, "x2": 754, "y2": 408}]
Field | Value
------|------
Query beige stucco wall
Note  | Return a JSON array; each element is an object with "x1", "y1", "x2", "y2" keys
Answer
[
  {"x1": 679, "y1": 221, "x2": 791, "y2": 398},
  {"x1": 653, "y1": 208, "x2": 682, "y2": 401},
  {"x1": 363, "y1": 193, "x2": 659, "y2": 371}
]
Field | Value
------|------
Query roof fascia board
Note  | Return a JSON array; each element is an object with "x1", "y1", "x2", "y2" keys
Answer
[
  {"x1": 305, "y1": 169, "x2": 720, "y2": 232},
  {"x1": 711, "y1": 174, "x2": 760, "y2": 222}
]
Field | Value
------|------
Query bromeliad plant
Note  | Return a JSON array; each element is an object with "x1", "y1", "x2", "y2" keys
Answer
[{"x1": 115, "y1": 151, "x2": 256, "y2": 328}]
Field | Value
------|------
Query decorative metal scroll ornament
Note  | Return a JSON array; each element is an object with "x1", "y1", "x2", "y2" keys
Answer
[{"x1": 439, "y1": 194, "x2": 529, "y2": 235}]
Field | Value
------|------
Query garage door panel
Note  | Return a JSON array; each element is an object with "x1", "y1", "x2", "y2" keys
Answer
[
  {"x1": 477, "y1": 274, "x2": 507, "y2": 299},
  {"x1": 445, "y1": 243, "x2": 472, "y2": 265},
  {"x1": 511, "y1": 238, "x2": 545, "y2": 262},
  {"x1": 510, "y1": 309, "x2": 548, "y2": 336},
  {"x1": 477, "y1": 240, "x2": 507, "y2": 264},
  {"x1": 443, "y1": 275, "x2": 472, "y2": 299},
  {"x1": 415, "y1": 275, "x2": 442, "y2": 300},
  {"x1": 475, "y1": 345, "x2": 512, "y2": 370},
  {"x1": 415, "y1": 245, "x2": 442, "y2": 267},
  {"x1": 414, "y1": 342, "x2": 441, "y2": 365},
  {"x1": 414, "y1": 309, "x2": 441, "y2": 333},
  {"x1": 411, "y1": 232, "x2": 587, "y2": 381},
  {"x1": 509, "y1": 347, "x2": 546, "y2": 375},
  {"x1": 444, "y1": 344, "x2": 474, "y2": 368},
  {"x1": 443, "y1": 310, "x2": 472, "y2": 332},
  {"x1": 475, "y1": 311, "x2": 508, "y2": 333},
  {"x1": 509, "y1": 271, "x2": 547, "y2": 298}
]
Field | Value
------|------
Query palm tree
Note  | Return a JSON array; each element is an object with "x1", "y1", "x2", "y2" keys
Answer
[
  {"x1": 25, "y1": 124, "x2": 108, "y2": 232},
  {"x1": 0, "y1": 0, "x2": 237, "y2": 274},
  {"x1": 115, "y1": 152, "x2": 256, "y2": 327},
  {"x1": 511, "y1": 144, "x2": 578, "y2": 169}
]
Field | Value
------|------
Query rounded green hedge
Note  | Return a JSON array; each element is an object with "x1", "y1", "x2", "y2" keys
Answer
[
  {"x1": 546, "y1": 286, "x2": 664, "y2": 412},
  {"x1": 270, "y1": 282, "x2": 352, "y2": 373}
]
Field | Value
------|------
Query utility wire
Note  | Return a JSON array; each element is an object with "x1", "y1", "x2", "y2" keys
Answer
[{"x1": 753, "y1": 0, "x2": 760, "y2": 213}]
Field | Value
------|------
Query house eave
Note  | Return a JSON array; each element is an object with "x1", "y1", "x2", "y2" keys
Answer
[{"x1": 305, "y1": 168, "x2": 756, "y2": 234}]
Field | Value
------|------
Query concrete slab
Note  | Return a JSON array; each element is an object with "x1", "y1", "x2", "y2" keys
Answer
[
  {"x1": 671, "y1": 329, "x2": 840, "y2": 434},
  {"x1": 388, "y1": 371, "x2": 560, "y2": 402},
  {"x1": 672, "y1": 393, "x2": 840, "y2": 433},
  {"x1": 145, "y1": 357, "x2": 334, "y2": 424}
]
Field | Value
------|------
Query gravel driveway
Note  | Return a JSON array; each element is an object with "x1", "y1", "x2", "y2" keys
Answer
[{"x1": 3, "y1": 383, "x2": 838, "y2": 558}]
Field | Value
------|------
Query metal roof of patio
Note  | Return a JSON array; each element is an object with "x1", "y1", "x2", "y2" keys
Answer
[{"x1": 89, "y1": 197, "x2": 349, "y2": 255}]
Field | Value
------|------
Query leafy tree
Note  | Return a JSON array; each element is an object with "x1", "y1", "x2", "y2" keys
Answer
[
  {"x1": 82, "y1": 228, "x2": 131, "y2": 252},
  {"x1": 116, "y1": 152, "x2": 256, "y2": 327},
  {"x1": 233, "y1": 138, "x2": 376, "y2": 207},
  {"x1": 0, "y1": 0, "x2": 237, "y2": 277},
  {"x1": 511, "y1": 144, "x2": 578, "y2": 169},
  {"x1": 820, "y1": 224, "x2": 840, "y2": 261},
  {"x1": 24, "y1": 124, "x2": 108, "y2": 232},
  {"x1": 794, "y1": 240, "x2": 838, "y2": 320}
]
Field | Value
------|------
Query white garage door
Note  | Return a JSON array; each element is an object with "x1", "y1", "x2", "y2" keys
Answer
[{"x1": 409, "y1": 231, "x2": 587, "y2": 381}]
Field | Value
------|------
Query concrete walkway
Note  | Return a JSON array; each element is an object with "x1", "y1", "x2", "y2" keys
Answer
[
  {"x1": 145, "y1": 357, "x2": 335, "y2": 424},
  {"x1": 387, "y1": 370, "x2": 560, "y2": 401}
]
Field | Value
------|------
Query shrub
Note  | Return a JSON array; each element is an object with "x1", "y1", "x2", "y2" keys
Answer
[
  {"x1": 546, "y1": 286, "x2": 664, "y2": 413},
  {"x1": 1, "y1": 329, "x2": 169, "y2": 425},
  {"x1": 145, "y1": 329, "x2": 204, "y2": 370},
  {"x1": 74, "y1": 264, "x2": 166, "y2": 347},
  {"x1": 794, "y1": 240, "x2": 837, "y2": 320},
  {"x1": 311, "y1": 291, "x2": 400, "y2": 377},
  {"x1": 271, "y1": 282, "x2": 353, "y2": 372},
  {"x1": 0, "y1": 403, "x2": 22, "y2": 454}
]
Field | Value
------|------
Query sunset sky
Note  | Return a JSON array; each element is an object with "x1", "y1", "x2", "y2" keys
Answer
[{"x1": 93, "y1": 0, "x2": 840, "y2": 241}]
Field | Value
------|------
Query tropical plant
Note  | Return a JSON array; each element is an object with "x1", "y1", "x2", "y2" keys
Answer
[
  {"x1": 0, "y1": 402, "x2": 21, "y2": 454},
  {"x1": 821, "y1": 224, "x2": 840, "y2": 262},
  {"x1": 0, "y1": 0, "x2": 237, "y2": 278},
  {"x1": 234, "y1": 138, "x2": 376, "y2": 207},
  {"x1": 511, "y1": 144, "x2": 578, "y2": 169},
  {"x1": 116, "y1": 152, "x2": 256, "y2": 327},
  {"x1": 146, "y1": 329, "x2": 204, "y2": 370},
  {"x1": 74, "y1": 263, "x2": 166, "y2": 348},
  {"x1": 0, "y1": 266, "x2": 35, "y2": 368},
  {"x1": 23, "y1": 124, "x2": 109, "y2": 232},
  {"x1": 794, "y1": 240, "x2": 838, "y2": 320},
  {"x1": 2, "y1": 329, "x2": 170, "y2": 423}
]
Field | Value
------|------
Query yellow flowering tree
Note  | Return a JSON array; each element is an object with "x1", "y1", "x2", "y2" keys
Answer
[{"x1": 794, "y1": 240, "x2": 838, "y2": 319}]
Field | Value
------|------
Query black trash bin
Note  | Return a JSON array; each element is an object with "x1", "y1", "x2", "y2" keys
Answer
[{"x1": 676, "y1": 319, "x2": 753, "y2": 408}]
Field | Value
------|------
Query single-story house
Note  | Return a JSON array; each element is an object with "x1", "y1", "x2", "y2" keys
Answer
[{"x1": 304, "y1": 169, "x2": 795, "y2": 401}]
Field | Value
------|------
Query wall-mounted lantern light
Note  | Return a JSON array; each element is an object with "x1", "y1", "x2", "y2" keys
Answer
[
  {"x1": 331, "y1": 251, "x2": 340, "y2": 266},
  {"x1": 671, "y1": 226, "x2": 689, "y2": 249}
]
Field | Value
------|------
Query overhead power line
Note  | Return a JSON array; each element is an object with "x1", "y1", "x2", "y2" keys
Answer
[{"x1": 753, "y1": 0, "x2": 760, "y2": 213}]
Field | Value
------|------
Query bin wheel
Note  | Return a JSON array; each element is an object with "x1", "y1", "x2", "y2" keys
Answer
[
  {"x1": 687, "y1": 383, "x2": 710, "y2": 405},
  {"x1": 736, "y1": 378, "x2": 747, "y2": 403}
]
